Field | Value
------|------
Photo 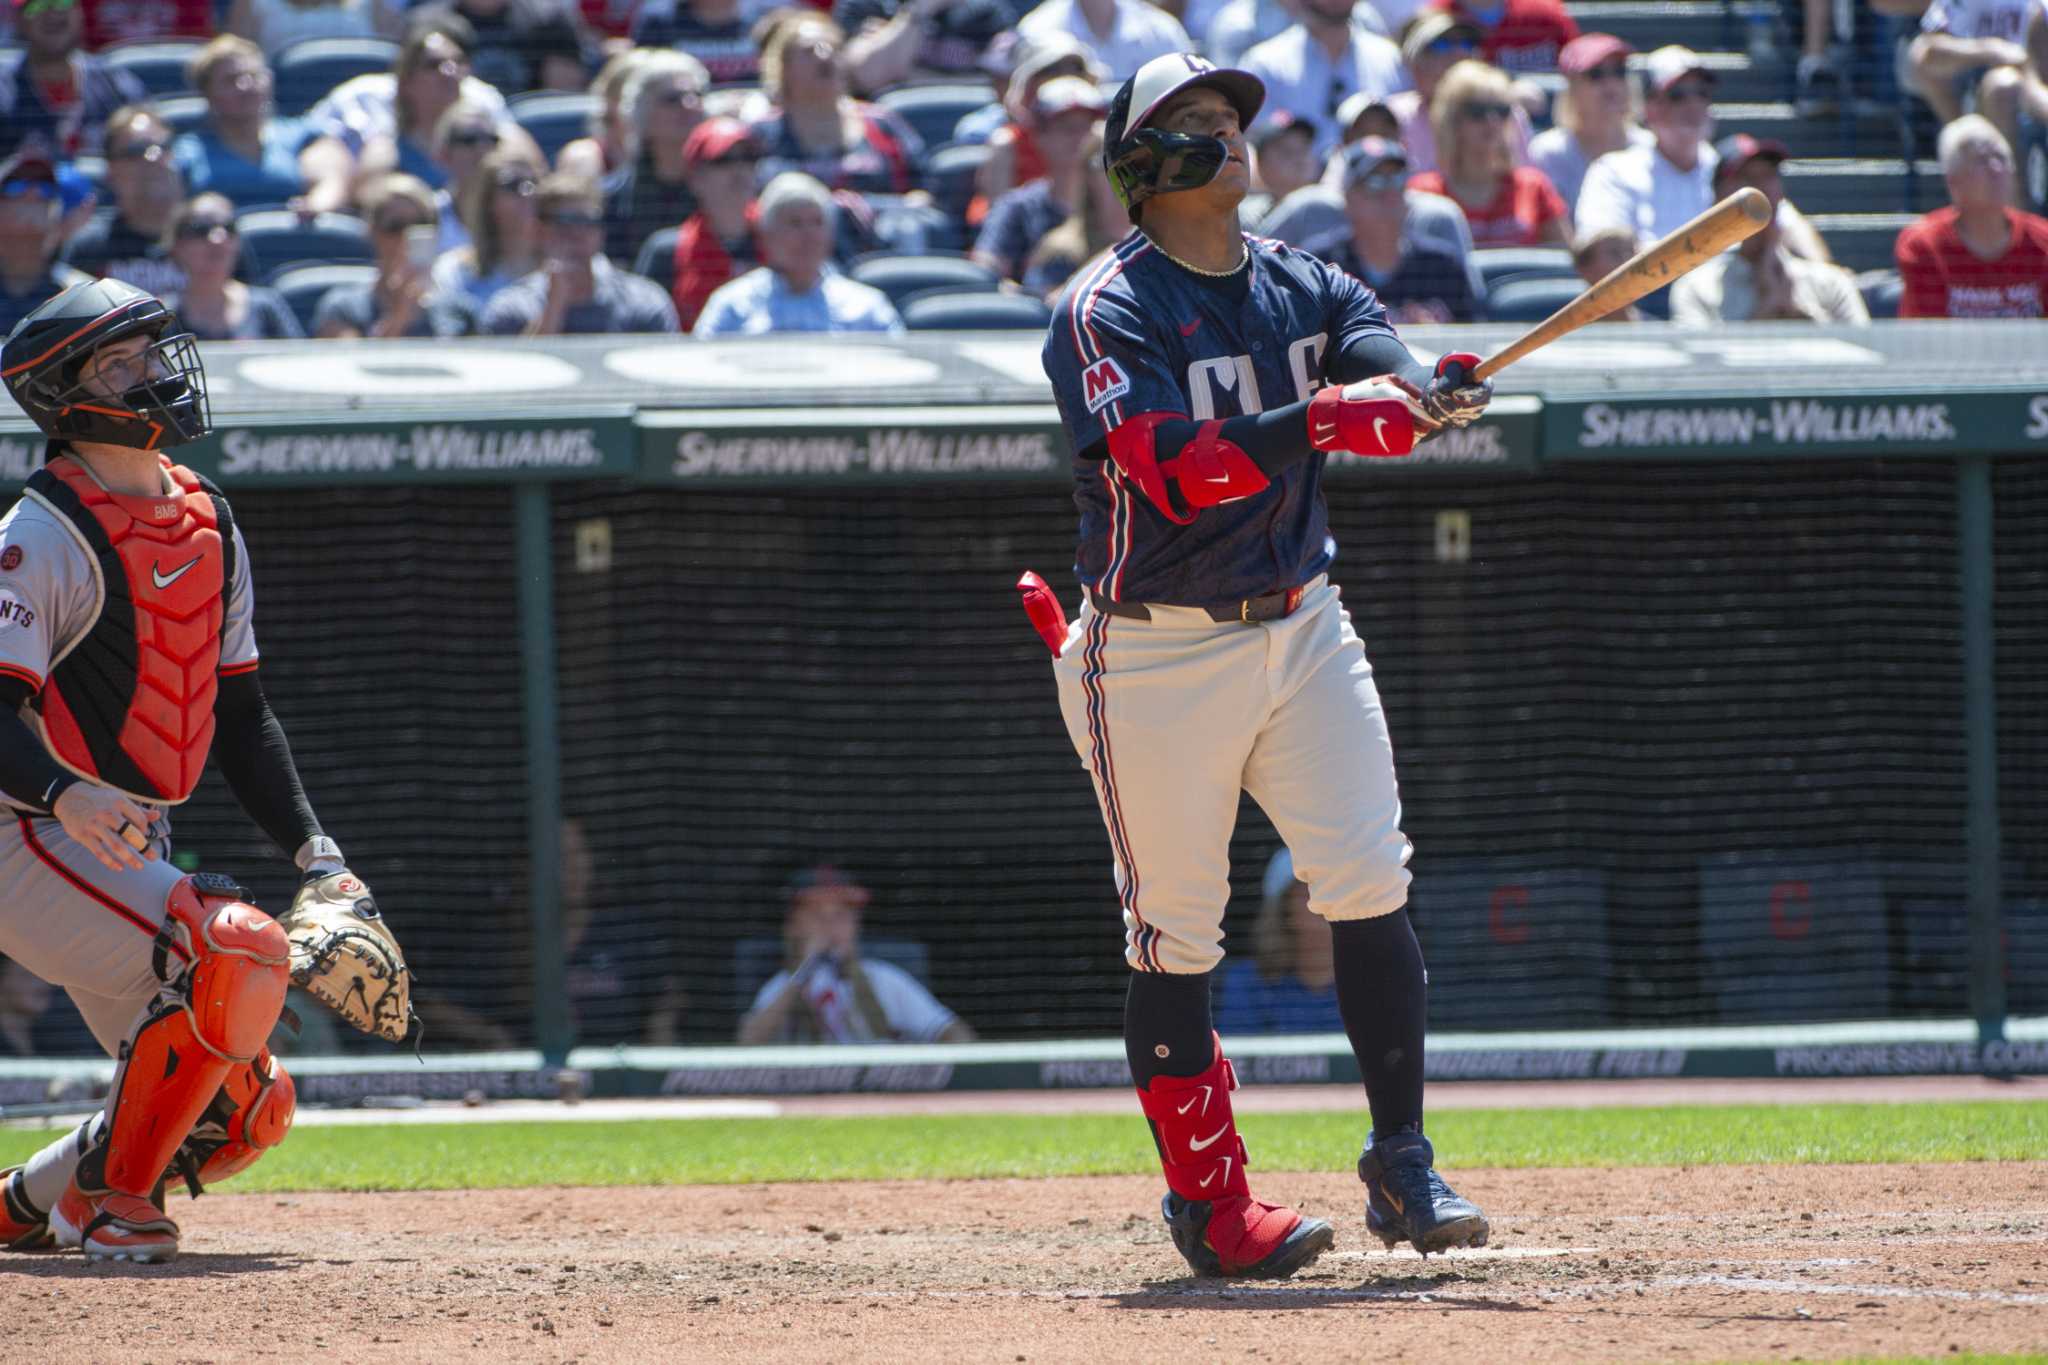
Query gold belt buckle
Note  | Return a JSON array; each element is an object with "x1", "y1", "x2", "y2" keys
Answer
[{"x1": 1239, "y1": 597, "x2": 1255, "y2": 623}]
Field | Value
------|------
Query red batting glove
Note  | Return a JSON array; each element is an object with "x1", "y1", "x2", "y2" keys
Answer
[{"x1": 1307, "y1": 376, "x2": 1425, "y2": 457}]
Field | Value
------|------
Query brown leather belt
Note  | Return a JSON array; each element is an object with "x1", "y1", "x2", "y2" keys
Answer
[{"x1": 1088, "y1": 584, "x2": 1307, "y2": 624}]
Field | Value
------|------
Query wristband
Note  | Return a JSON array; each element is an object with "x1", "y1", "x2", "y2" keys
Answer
[
  {"x1": 42, "y1": 773, "x2": 78, "y2": 808},
  {"x1": 295, "y1": 834, "x2": 344, "y2": 873}
]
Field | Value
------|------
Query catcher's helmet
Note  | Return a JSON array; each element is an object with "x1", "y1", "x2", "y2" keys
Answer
[
  {"x1": 1103, "y1": 52, "x2": 1264, "y2": 218},
  {"x1": 2, "y1": 279, "x2": 210, "y2": 452}
]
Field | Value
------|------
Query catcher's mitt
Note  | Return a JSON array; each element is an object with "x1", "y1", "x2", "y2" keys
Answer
[{"x1": 278, "y1": 871, "x2": 415, "y2": 1045}]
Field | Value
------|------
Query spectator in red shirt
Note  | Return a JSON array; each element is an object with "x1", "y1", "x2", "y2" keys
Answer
[
  {"x1": 1896, "y1": 113, "x2": 2048, "y2": 317},
  {"x1": 666, "y1": 116, "x2": 764, "y2": 329},
  {"x1": 1406, "y1": 59, "x2": 1567, "y2": 246},
  {"x1": 1429, "y1": 0, "x2": 1579, "y2": 75},
  {"x1": 0, "y1": 0, "x2": 144, "y2": 160},
  {"x1": 80, "y1": 0, "x2": 213, "y2": 51}
]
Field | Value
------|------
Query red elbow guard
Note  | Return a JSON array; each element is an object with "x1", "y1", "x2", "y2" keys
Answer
[
  {"x1": 1161, "y1": 419, "x2": 1270, "y2": 509},
  {"x1": 1105, "y1": 412, "x2": 1197, "y2": 524},
  {"x1": 1307, "y1": 387, "x2": 1417, "y2": 458}
]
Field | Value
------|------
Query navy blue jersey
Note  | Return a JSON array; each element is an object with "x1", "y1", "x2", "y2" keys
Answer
[{"x1": 1042, "y1": 230, "x2": 1398, "y2": 608}]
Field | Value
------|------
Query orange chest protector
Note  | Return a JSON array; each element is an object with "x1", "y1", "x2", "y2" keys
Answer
[{"x1": 29, "y1": 455, "x2": 236, "y2": 804}]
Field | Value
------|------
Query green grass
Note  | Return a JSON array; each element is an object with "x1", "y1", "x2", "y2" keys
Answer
[{"x1": 3, "y1": 1101, "x2": 2042, "y2": 1193}]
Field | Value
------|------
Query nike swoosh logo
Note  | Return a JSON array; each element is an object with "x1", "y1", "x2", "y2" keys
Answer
[
  {"x1": 1198, "y1": 1156, "x2": 1232, "y2": 1189},
  {"x1": 1189, "y1": 1124, "x2": 1228, "y2": 1152},
  {"x1": 152, "y1": 556, "x2": 202, "y2": 590},
  {"x1": 1175, "y1": 1086, "x2": 1210, "y2": 1116},
  {"x1": 1372, "y1": 416, "x2": 1389, "y2": 449},
  {"x1": 1180, "y1": 319, "x2": 1200, "y2": 336}
]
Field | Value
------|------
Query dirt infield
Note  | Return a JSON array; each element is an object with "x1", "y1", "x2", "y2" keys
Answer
[{"x1": 8, "y1": 1161, "x2": 2045, "y2": 1363}]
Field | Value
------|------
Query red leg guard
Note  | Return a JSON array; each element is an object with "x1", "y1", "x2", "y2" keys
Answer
[
  {"x1": 179, "y1": 1050, "x2": 295, "y2": 1191},
  {"x1": 81, "y1": 876, "x2": 290, "y2": 1201},
  {"x1": 1136, "y1": 1034, "x2": 1310, "y2": 1275}
]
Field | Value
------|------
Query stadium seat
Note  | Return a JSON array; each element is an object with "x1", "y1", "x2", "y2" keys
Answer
[
  {"x1": 510, "y1": 91, "x2": 599, "y2": 168},
  {"x1": 155, "y1": 94, "x2": 211, "y2": 138},
  {"x1": 731, "y1": 936, "x2": 932, "y2": 1009},
  {"x1": 272, "y1": 36, "x2": 399, "y2": 118},
  {"x1": 899, "y1": 288, "x2": 1053, "y2": 330},
  {"x1": 1483, "y1": 274, "x2": 1585, "y2": 323},
  {"x1": 1472, "y1": 245, "x2": 1576, "y2": 292},
  {"x1": 102, "y1": 39, "x2": 205, "y2": 98},
  {"x1": 235, "y1": 208, "x2": 374, "y2": 280},
  {"x1": 268, "y1": 262, "x2": 379, "y2": 334},
  {"x1": 1856, "y1": 268, "x2": 1904, "y2": 320},
  {"x1": 849, "y1": 251, "x2": 999, "y2": 305},
  {"x1": 876, "y1": 83, "x2": 994, "y2": 152},
  {"x1": 922, "y1": 141, "x2": 993, "y2": 225}
]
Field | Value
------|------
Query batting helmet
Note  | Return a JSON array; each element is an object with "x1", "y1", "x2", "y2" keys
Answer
[
  {"x1": 1103, "y1": 52, "x2": 1264, "y2": 218},
  {"x1": 2, "y1": 279, "x2": 211, "y2": 451}
]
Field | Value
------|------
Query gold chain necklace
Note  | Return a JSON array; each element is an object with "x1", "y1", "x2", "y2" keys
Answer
[{"x1": 1153, "y1": 237, "x2": 1250, "y2": 278}]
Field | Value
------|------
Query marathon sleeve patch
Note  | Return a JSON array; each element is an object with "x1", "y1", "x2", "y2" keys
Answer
[{"x1": 1082, "y1": 357, "x2": 1132, "y2": 415}]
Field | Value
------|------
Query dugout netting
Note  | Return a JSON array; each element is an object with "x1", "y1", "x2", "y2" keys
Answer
[{"x1": 15, "y1": 459, "x2": 2043, "y2": 1055}]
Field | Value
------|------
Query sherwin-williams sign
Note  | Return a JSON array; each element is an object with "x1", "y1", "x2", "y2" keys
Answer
[{"x1": 1550, "y1": 390, "x2": 2048, "y2": 460}]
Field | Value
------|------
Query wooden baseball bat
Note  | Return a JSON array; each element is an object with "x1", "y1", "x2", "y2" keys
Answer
[{"x1": 1472, "y1": 187, "x2": 1773, "y2": 383}]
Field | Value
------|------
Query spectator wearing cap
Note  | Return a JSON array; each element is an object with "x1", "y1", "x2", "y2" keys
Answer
[
  {"x1": 1334, "y1": 89, "x2": 1402, "y2": 145},
  {"x1": 1239, "y1": 108, "x2": 1322, "y2": 224},
  {"x1": 298, "y1": 15, "x2": 528, "y2": 214},
  {"x1": 1570, "y1": 224, "x2": 1642, "y2": 320},
  {"x1": 1527, "y1": 32, "x2": 1651, "y2": 212},
  {"x1": 1013, "y1": 0, "x2": 1193, "y2": 82},
  {"x1": 64, "y1": 104, "x2": 187, "y2": 300},
  {"x1": 482, "y1": 169, "x2": 679, "y2": 334},
  {"x1": 601, "y1": 51, "x2": 711, "y2": 268},
  {"x1": 1405, "y1": 58, "x2": 1566, "y2": 245},
  {"x1": 738, "y1": 865, "x2": 975, "y2": 1046},
  {"x1": 1573, "y1": 43, "x2": 1717, "y2": 244},
  {"x1": 1378, "y1": 12, "x2": 1528, "y2": 175},
  {"x1": 1206, "y1": 0, "x2": 1299, "y2": 68},
  {"x1": 635, "y1": 0, "x2": 767, "y2": 87},
  {"x1": 1672, "y1": 134, "x2": 1865, "y2": 324},
  {"x1": 1305, "y1": 137, "x2": 1479, "y2": 320},
  {"x1": 314, "y1": 171, "x2": 479, "y2": 336},
  {"x1": 411, "y1": 0, "x2": 593, "y2": 96},
  {"x1": 0, "y1": 152, "x2": 90, "y2": 335},
  {"x1": 1214, "y1": 849, "x2": 1345, "y2": 1035},
  {"x1": 746, "y1": 14, "x2": 927, "y2": 196},
  {"x1": 227, "y1": 0, "x2": 398, "y2": 60},
  {"x1": 1240, "y1": 0, "x2": 1408, "y2": 158},
  {"x1": 171, "y1": 36, "x2": 316, "y2": 212},
  {"x1": 837, "y1": 0, "x2": 1032, "y2": 96},
  {"x1": 0, "y1": 0, "x2": 145, "y2": 161},
  {"x1": 695, "y1": 171, "x2": 903, "y2": 334},
  {"x1": 1896, "y1": 113, "x2": 2048, "y2": 316},
  {"x1": 1425, "y1": 0, "x2": 1577, "y2": 75},
  {"x1": 430, "y1": 145, "x2": 544, "y2": 311},
  {"x1": 662, "y1": 116, "x2": 765, "y2": 329},
  {"x1": 1908, "y1": 0, "x2": 2041, "y2": 170},
  {"x1": 162, "y1": 191, "x2": 304, "y2": 340},
  {"x1": 1259, "y1": 150, "x2": 1483, "y2": 298},
  {"x1": 970, "y1": 76, "x2": 1107, "y2": 280},
  {"x1": 969, "y1": 36, "x2": 1103, "y2": 219}
]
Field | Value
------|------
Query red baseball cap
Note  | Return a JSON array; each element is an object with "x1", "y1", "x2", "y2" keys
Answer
[
  {"x1": 682, "y1": 116, "x2": 760, "y2": 167},
  {"x1": 1712, "y1": 132, "x2": 1788, "y2": 184},
  {"x1": 1559, "y1": 32, "x2": 1631, "y2": 76}
]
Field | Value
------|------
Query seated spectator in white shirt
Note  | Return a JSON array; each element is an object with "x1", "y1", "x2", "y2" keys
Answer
[
  {"x1": 1239, "y1": 108, "x2": 1323, "y2": 225},
  {"x1": 1672, "y1": 136, "x2": 1867, "y2": 324},
  {"x1": 1241, "y1": 0, "x2": 1409, "y2": 158},
  {"x1": 695, "y1": 172, "x2": 904, "y2": 335},
  {"x1": 479, "y1": 170, "x2": 680, "y2": 334},
  {"x1": 1527, "y1": 31, "x2": 1651, "y2": 213},
  {"x1": 836, "y1": 0, "x2": 1031, "y2": 96},
  {"x1": 969, "y1": 76, "x2": 1108, "y2": 281},
  {"x1": 1572, "y1": 44, "x2": 1716, "y2": 244},
  {"x1": 1015, "y1": 0, "x2": 1193, "y2": 81},
  {"x1": 1206, "y1": 0, "x2": 1298, "y2": 66},
  {"x1": 1908, "y1": 0, "x2": 2042, "y2": 166}
]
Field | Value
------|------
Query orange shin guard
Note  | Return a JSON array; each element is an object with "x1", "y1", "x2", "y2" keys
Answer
[
  {"x1": 84, "y1": 876, "x2": 289, "y2": 1201},
  {"x1": 185, "y1": 1050, "x2": 295, "y2": 1189}
]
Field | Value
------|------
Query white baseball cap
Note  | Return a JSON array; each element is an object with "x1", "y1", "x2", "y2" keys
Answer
[{"x1": 1643, "y1": 44, "x2": 1713, "y2": 95}]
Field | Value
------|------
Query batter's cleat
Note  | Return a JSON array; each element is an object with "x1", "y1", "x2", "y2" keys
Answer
[
  {"x1": 1358, "y1": 1131, "x2": 1489, "y2": 1256},
  {"x1": 0, "y1": 1167, "x2": 52, "y2": 1251},
  {"x1": 1162, "y1": 1191, "x2": 1336, "y2": 1279},
  {"x1": 50, "y1": 1185, "x2": 179, "y2": 1263}
]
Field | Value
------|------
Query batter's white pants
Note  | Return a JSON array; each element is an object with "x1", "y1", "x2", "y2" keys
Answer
[{"x1": 1052, "y1": 576, "x2": 1413, "y2": 975}]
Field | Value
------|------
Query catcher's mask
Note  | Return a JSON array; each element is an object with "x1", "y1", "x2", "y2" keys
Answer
[
  {"x1": 1103, "y1": 52, "x2": 1265, "y2": 220},
  {"x1": 2, "y1": 278, "x2": 212, "y2": 452}
]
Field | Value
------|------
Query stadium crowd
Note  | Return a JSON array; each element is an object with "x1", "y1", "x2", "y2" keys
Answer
[{"x1": 1, "y1": 0, "x2": 2046, "y2": 346}]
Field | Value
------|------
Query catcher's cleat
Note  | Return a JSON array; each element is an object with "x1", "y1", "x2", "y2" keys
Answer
[
  {"x1": 0, "y1": 1166, "x2": 53, "y2": 1251},
  {"x1": 50, "y1": 1185, "x2": 180, "y2": 1264},
  {"x1": 1162, "y1": 1190, "x2": 1335, "y2": 1279},
  {"x1": 1358, "y1": 1131, "x2": 1488, "y2": 1256}
]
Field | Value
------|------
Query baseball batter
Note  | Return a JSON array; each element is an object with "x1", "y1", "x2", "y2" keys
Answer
[
  {"x1": 0, "y1": 279, "x2": 411, "y2": 1263},
  {"x1": 1036, "y1": 53, "x2": 1493, "y2": 1278}
]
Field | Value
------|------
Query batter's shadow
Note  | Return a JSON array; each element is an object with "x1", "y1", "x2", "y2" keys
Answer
[
  {"x1": 0, "y1": 1251, "x2": 298, "y2": 1279},
  {"x1": 1111, "y1": 1277, "x2": 1541, "y2": 1313}
]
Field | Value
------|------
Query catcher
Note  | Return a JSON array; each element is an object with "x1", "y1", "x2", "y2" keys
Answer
[{"x1": 0, "y1": 279, "x2": 412, "y2": 1263}]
